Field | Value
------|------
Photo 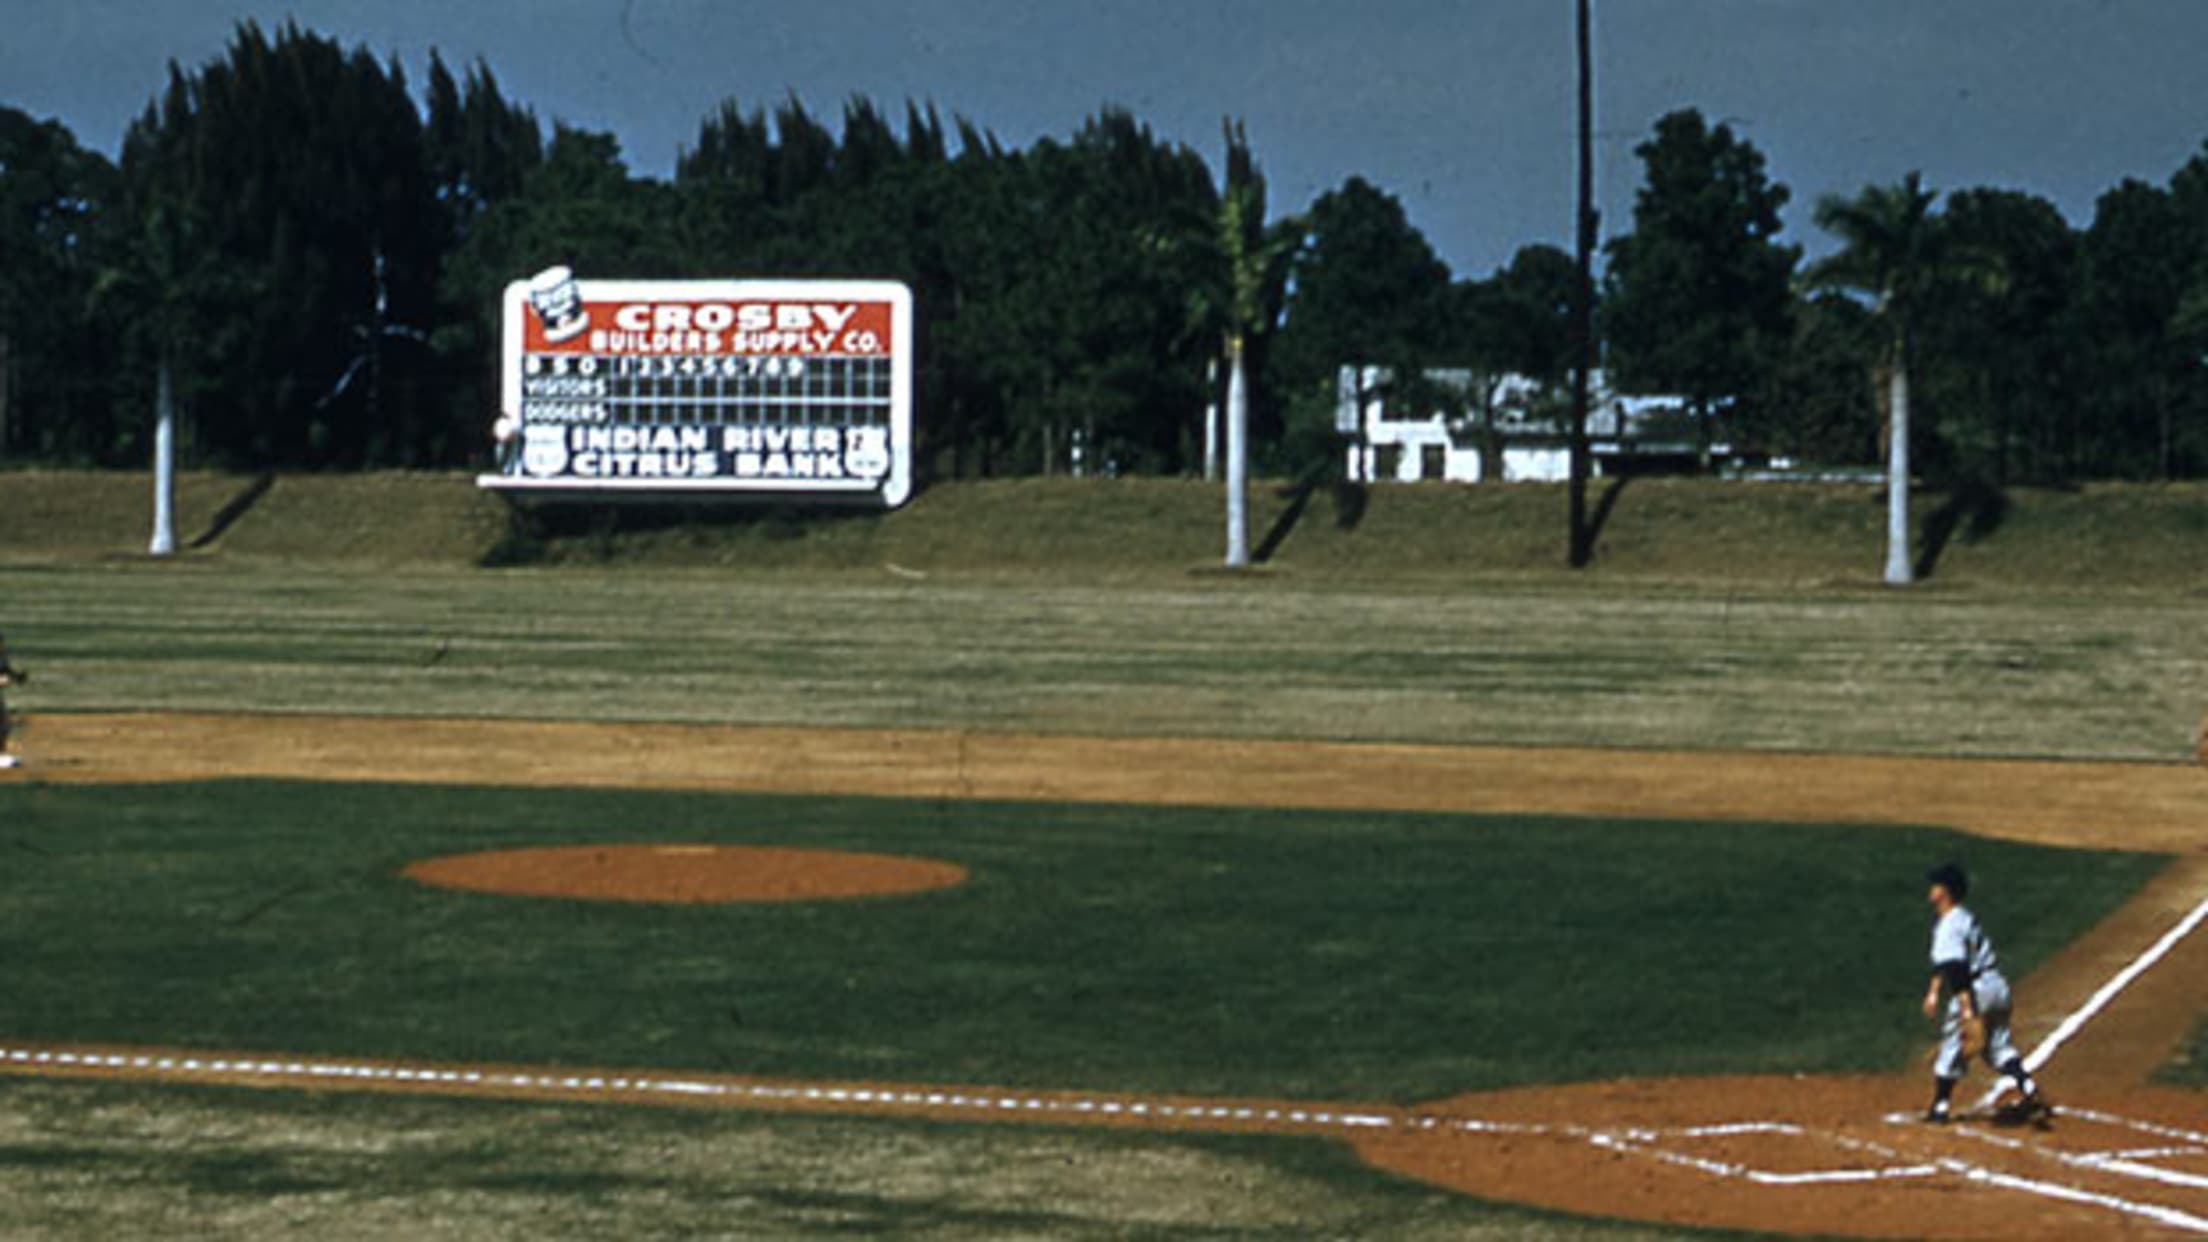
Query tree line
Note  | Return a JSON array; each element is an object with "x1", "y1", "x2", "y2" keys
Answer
[{"x1": 2, "y1": 20, "x2": 2204, "y2": 485}]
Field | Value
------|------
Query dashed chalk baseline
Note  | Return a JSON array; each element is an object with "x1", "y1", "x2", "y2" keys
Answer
[{"x1": 7, "y1": 1039, "x2": 2207, "y2": 1233}]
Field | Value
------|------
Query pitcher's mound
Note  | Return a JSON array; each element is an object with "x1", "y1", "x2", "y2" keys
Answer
[{"x1": 403, "y1": 845, "x2": 968, "y2": 904}]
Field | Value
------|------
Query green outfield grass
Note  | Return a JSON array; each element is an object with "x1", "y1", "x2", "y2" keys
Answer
[{"x1": 0, "y1": 781, "x2": 2158, "y2": 1100}]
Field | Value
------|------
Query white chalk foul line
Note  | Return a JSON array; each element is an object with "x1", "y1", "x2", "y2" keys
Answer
[
  {"x1": 0, "y1": 1043, "x2": 1416, "y2": 1138},
  {"x1": 2054, "y1": 1105, "x2": 2208, "y2": 1148},
  {"x1": 2074, "y1": 1156, "x2": 2208, "y2": 1193},
  {"x1": 1587, "y1": 1127, "x2": 1941, "y2": 1187},
  {"x1": 1935, "y1": 1154, "x2": 2208, "y2": 1235},
  {"x1": 1953, "y1": 1115, "x2": 2208, "y2": 1192},
  {"x1": 1975, "y1": 891, "x2": 2208, "y2": 1112}
]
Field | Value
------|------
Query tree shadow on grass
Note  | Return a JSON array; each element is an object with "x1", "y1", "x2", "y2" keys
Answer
[
  {"x1": 1330, "y1": 481, "x2": 1369, "y2": 531},
  {"x1": 1254, "y1": 471, "x2": 1634, "y2": 566},
  {"x1": 1252, "y1": 458, "x2": 1370, "y2": 564},
  {"x1": 187, "y1": 473, "x2": 276, "y2": 550},
  {"x1": 1913, "y1": 478, "x2": 2009, "y2": 581},
  {"x1": 1252, "y1": 479, "x2": 1320, "y2": 564},
  {"x1": 482, "y1": 501, "x2": 884, "y2": 567},
  {"x1": 1587, "y1": 474, "x2": 1632, "y2": 551}
]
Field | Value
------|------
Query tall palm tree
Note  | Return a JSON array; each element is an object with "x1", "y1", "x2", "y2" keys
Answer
[
  {"x1": 1807, "y1": 173, "x2": 1997, "y2": 585},
  {"x1": 95, "y1": 200, "x2": 209, "y2": 557},
  {"x1": 1209, "y1": 120, "x2": 1299, "y2": 568}
]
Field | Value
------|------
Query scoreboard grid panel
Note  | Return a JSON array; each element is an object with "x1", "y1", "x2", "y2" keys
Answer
[{"x1": 524, "y1": 355, "x2": 894, "y2": 430}]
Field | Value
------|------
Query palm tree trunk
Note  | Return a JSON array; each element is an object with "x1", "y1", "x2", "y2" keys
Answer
[
  {"x1": 1883, "y1": 350, "x2": 1912, "y2": 585},
  {"x1": 149, "y1": 357, "x2": 178, "y2": 557},
  {"x1": 1224, "y1": 336, "x2": 1249, "y2": 568},
  {"x1": 1202, "y1": 357, "x2": 1221, "y2": 481}
]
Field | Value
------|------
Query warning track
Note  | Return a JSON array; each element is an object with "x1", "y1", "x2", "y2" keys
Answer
[{"x1": 14, "y1": 712, "x2": 2208, "y2": 858}]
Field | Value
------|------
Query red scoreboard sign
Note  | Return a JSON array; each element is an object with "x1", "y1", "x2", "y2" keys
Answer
[{"x1": 479, "y1": 268, "x2": 914, "y2": 507}]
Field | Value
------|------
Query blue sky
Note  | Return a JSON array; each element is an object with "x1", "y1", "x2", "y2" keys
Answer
[{"x1": 7, "y1": 0, "x2": 2205, "y2": 277}]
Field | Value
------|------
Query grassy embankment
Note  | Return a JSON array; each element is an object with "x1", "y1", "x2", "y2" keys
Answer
[{"x1": 3, "y1": 467, "x2": 2205, "y2": 587}]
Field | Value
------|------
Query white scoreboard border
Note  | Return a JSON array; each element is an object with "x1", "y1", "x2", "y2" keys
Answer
[{"x1": 480, "y1": 276, "x2": 914, "y2": 508}]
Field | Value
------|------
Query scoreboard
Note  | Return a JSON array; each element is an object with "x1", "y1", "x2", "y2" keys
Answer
[{"x1": 478, "y1": 268, "x2": 914, "y2": 507}]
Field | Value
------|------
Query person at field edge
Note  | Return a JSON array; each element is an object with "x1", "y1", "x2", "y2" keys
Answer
[
  {"x1": 1920, "y1": 862, "x2": 2046, "y2": 1123},
  {"x1": 0, "y1": 633, "x2": 22, "y2": 769}
]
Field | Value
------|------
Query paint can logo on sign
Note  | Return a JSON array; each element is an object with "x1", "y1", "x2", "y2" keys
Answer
[
  {"x1": 526, "y1": 265, "x2": 589, "y2": 344},
  {"x1": 845, "y1": 428, "x2": 890, "y2": 479},
  {"x1": 520, "y1": 424, "x2": 571, "y2": 478}
]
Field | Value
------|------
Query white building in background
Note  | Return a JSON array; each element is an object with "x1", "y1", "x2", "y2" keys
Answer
[{"x1": 1336, "y1": 365, "x2": 1740, "y2": 484}]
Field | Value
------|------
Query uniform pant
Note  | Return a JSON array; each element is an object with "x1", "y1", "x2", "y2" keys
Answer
[{"x1": 1936, "y1": 970, "x2": 2022, "y2": 1080}]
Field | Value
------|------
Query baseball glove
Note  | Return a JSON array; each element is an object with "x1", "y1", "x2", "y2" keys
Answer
[{"x1": 1959, "y1": 1012, "x2": 1988, "y2": 1059}]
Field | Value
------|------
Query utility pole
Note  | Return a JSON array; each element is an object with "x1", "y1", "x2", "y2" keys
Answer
[{"x1": 1567, "y1": 0, "x2": 1597, "y2": 568}]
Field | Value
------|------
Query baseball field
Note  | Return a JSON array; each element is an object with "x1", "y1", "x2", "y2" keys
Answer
[{"x1": 1, "y1": 472, "x2": 2205, "y2": 1238}]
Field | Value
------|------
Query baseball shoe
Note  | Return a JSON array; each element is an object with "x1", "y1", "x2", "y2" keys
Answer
[
  {"x1": 2008, "y1": 1088, "x2": 2053, "y2": 1122},
  {"x1": 0, "y1": 754, "x2": 18, "y2": 769},
  {"x1": 1925, "y1": 1103, "x2": 1952, "y2": 1125}
]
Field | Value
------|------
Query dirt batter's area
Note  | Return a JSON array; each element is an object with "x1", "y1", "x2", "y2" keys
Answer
[
  {"x1": 7, "y1": 712, "x2": 2207, "y2": 1238},
  {"x1": 1358, "y1": 1075, "x2": 2208, "y2": 1239}
]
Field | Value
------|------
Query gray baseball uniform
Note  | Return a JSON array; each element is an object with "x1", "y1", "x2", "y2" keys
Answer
[{"x1": 1930, "y1": 903, "x2": 2022, "y2": 1080}]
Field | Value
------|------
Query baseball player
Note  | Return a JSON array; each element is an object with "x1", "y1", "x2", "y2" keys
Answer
[
  {"x1": 1920, "y1": 862, "x2": 2046, "y2": 1123},
  {"x1": 0, "y1": 633, "x2": 22, "y2": 769}
]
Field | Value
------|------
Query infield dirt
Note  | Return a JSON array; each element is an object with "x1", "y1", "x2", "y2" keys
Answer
[{"x1": 6, "y1": 711, "x2": 2206, "y2": 1237}]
